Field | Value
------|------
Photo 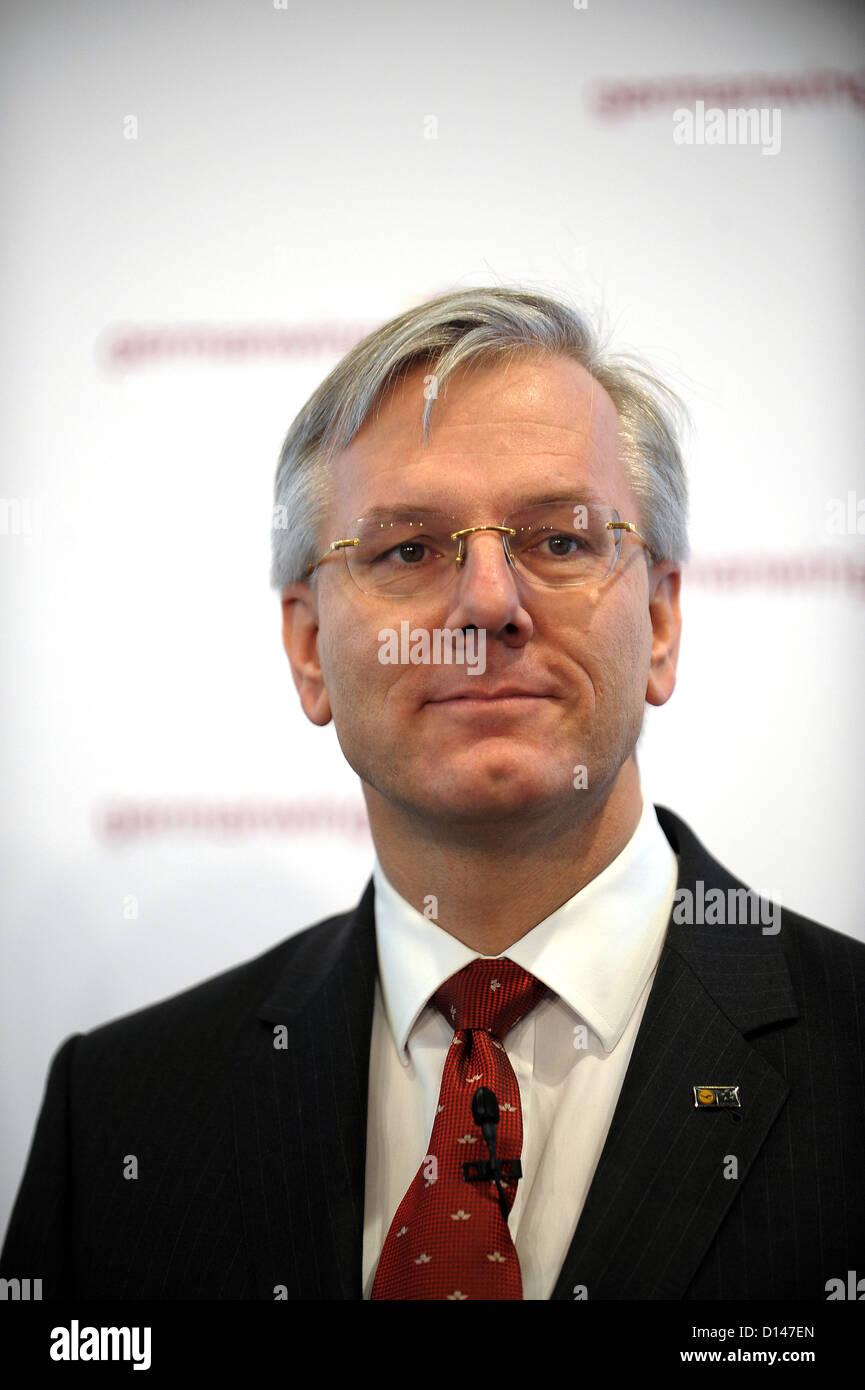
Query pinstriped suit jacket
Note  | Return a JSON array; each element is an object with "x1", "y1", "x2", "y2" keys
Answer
[{"x1": 2, "y1": 806, "x2": 864, "y2": 1300}]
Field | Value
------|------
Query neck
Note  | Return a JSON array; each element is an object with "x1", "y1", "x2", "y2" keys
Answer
[{"x1": 364, "y1": 759, "x2": 644, "y2": 955}]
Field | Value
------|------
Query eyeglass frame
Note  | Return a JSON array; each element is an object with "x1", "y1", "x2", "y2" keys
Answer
[{"x1": 304, "y1": 511, "x2": 658, "y2": 593}]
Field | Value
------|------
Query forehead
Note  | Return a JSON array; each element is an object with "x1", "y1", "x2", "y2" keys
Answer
[{"x1": 327, "y1": 351, "x2": 634, "y2": 522}]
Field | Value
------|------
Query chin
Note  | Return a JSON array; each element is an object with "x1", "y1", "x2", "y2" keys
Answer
[{"x1": 407, "y1": 768, "x2": 570, "y2": 825}]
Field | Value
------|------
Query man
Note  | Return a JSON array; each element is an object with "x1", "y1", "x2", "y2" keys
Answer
[{"x1": 2, "y1": 287, "x2": 863, "y2": 1300}]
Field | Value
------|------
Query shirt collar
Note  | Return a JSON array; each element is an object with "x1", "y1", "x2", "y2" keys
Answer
[{"x1": 373, "y1": 797, "x2": 678, "y2": 1062}]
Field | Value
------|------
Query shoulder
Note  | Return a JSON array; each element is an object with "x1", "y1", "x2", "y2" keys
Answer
[
  {"x1": 650, "y1": 806, "x2": 865, "y2": 1114},
  {"x1": 67, "y1": 902, "x2": 361, "y2": 1071},
  {"x1": 772, "y1": 901, "x2": 865, "y2": 997},
  {"x1": 655, "y1": 800, "x2": 865, "y2": 981}
]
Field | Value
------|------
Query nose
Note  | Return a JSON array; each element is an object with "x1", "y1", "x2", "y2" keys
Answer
[{"x1": 443, "y1": 527, "x2": 534, "y2": 645}]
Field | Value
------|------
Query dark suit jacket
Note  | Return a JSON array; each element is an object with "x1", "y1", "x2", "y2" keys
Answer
[{"x1": 2, "y1": 807, "x2": 864, "y2": 1300}]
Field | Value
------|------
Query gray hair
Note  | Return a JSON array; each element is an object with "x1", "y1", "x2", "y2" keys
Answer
[{"x1": 270, "y1": 286, "x2": 690, "y2": 588}]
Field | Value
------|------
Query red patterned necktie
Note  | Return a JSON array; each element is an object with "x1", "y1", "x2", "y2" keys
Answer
[{"x1": 371, "y1": 957, "x2": 547, "y2": 1301}]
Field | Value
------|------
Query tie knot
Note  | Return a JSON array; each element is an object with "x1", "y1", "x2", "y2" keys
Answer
[{"x1": 433, "y1": 958, "x2": 546, "y2": 1038}]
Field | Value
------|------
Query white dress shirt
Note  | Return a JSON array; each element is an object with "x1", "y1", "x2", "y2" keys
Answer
[{"x1": 362, "y1": 797, "x2": 679, "y2": 1300}]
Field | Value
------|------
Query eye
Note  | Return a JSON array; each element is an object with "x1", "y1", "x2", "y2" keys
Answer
[
  {"x1": 372, "y1": 535, "x2": 445, "y2": 567},
  {"x1": 388, "y1": 540, "x2": 428, "y2": 565},
  {"x1": 543, "y1": 533, "x2": 580, "y2": 556},
  {"x1": 529, "y1": 531, "x2": 587, "y2": 558}
]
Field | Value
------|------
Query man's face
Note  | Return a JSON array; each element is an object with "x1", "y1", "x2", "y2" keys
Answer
[{"x1": 282, "y1": 352, "x2": 681, "y2": 833}]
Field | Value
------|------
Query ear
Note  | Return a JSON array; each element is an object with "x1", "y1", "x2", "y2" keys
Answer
[
  {"x1": 645, "y1": 563, "x2": 682, "y2": 708},
  {"x1": 281, "y1": 583, "x2": 333, "y2": 726}
]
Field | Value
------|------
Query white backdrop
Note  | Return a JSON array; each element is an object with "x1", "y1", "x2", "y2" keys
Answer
[{"x1": 2, "y1": 0, "x2": 864, "y2": 1234}]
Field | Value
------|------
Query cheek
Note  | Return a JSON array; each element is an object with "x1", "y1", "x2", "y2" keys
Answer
[
  {"x1": 610, "y1": 609, "x2": 653, "y2": 702},
  {"x1": 314, "y1": 599, "x2": 360, "y2": 710},
  {"x1": 565, "y1": 599, "x2": 651, "y2": 705},
  {"x1": 316, "y1": 601, "x2": 395, "y2": 722}
]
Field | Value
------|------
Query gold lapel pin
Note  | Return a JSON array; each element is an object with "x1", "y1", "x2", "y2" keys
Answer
[{"x1": 694, "y1": 1085, "x2": 740, "y2": 1108}]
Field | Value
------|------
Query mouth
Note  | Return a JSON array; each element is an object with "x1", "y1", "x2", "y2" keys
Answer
[{"x1": 425, "y1": 688, "x2": 555, "y2": 706}]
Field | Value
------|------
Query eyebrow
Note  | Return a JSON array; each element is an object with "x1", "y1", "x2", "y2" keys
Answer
[{"x1": 356, "y1": 491, "x2": 609, "y2": 522}]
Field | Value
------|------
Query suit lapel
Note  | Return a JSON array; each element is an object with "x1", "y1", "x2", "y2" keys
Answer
[
  {"x1": 552, "y1": 807, "x2": 798, "y2": 1300},
  {"x1": 230, "y1": 882, "x2": 377, "y2": 1299}
]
